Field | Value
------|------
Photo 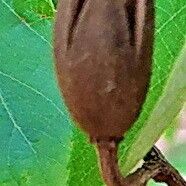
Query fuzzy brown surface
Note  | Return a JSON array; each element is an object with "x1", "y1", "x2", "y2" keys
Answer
[{"x1": 54, "y1": 0, "x2": 154, "y2": 139}]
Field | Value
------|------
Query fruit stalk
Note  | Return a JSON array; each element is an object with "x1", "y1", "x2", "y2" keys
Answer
[
  {"x1": 96, "y1": 140, "x2": 126, "y2": 186},
  {"x1": 97, "y1": 143, "x2": 186, "y2": 186}
]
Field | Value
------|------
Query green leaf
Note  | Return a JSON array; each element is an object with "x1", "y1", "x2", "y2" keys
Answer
[
  {"x1": 163, "y1": 113, "x2": 180, "y2": 141},
  {"x1": 119, "y1": 0, "x2": 186, "y2": 174},
  {"x1": 0, "y1": 0, "x2": 72, "y2": 185},
  {"x1": 12, "y1": 0, "x2": 55, "y2": 23},
  {"x1": 120, "y1": 41, "x2": 186, "y2": 174},
  {"x1": 12, "y1": 0, "x2": 55, "y2": 42},
  {"x1": 66, "y1": 128, "x2": 104, "y2": 186}
]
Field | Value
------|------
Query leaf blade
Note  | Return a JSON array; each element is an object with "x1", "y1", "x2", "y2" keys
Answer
[
  {"x1": 0, "y1": 0, "x2": 72, "y2": 185},
  {"x1": 120, "y1": 41, "x2": 186, "y2": 175}
]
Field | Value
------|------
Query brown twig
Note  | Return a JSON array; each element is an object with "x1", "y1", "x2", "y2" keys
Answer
[
  {"x1": 144, "y1": 146, "x2": 186, "y2": 186},
  {"x1": 95, "y1": 140, "x2": 186, "y2": 186},
  {"x1": 96, "y1": 140, "x2": 159, "y2": 186}
]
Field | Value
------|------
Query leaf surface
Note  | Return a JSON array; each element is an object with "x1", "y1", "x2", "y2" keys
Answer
[
  {"x1": 120, "y1": 41, "x2": 186, "y2": 174},
  {"x1": 119, "y1": 0, "x2": 186, "y2": 174},
  {"x1": 0, "y1": 0, "x2": 72, "y2": 185}
]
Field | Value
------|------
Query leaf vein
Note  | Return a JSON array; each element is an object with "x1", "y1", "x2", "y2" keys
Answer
[
  {"x1": 0, "y1": 89, "x2": 37, "y2": 154},
  {"x1": 0, "y1": 70, "x2": 68, "y2": 120},
  {"x1": 155, "y1": 5, "x2": 185, "y2": 36},
  {"x1": 155, "y1": 4, "x2": 186, "y2": 35},
  {"x1": 1, "y1": 0, "x2": 53, "y2": 48}
]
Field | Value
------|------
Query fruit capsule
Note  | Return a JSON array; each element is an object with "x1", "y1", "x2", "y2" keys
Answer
[
  {"x1": 54, "y1": 1, "x2": 154, "y2": 185},
  {"x1": 54, "y1": 0, "x2": 154, "y2": 141}
]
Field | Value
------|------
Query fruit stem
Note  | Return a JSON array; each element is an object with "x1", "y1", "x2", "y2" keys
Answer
[
  {"x1": 95, "y1": 140, "x2": 186, "y2": 186},
  {"x1": 96, "y1": 140, "x2": 127, "y2": 186}
]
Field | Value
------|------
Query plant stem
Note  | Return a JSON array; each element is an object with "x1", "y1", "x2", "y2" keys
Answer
[
  {"x1": 96, "y1": 140, "x2": 126, "y2": 186},
  {"x1": 96, "y1": 140, "x2": 158, "y2": 186},
  {"x1": 144, "y1": 146, "x2": 186, "y2": 186},
  {"x1": 95, "y1": 140, "x2": 186, "y2": 186}
]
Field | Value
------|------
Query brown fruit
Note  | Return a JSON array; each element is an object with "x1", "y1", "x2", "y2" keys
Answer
[
  {"x1": 54, "y1": 0, "x2": 154, "y2": 140},
  {"x1": 54, "y1": 0, "x2": 154, "y2": 185}
]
